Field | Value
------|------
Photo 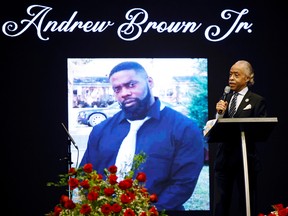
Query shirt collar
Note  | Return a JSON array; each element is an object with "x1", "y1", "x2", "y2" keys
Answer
[
  {"x1": 235, "y1": 86, "x2": 248, "y2": 96},
  {"x1": 147, "y1": 97, "x2": 162, "y2": 120}
]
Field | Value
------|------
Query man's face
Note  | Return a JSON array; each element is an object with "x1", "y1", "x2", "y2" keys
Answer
[
  {"x1": 109, "y1": 69, "x2": 153, "y2": 120},
  {"x1": 228, "y1": 63, "x2": 250, "y2": 92}
]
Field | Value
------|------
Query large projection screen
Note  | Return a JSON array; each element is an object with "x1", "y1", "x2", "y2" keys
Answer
[{"x1": 67, "y1": 58, "x2": 209, "y2": 211}]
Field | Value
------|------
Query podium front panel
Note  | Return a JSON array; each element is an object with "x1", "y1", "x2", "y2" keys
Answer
[{"x1": 205, "y1": 117, "x2": 278, "y2": 143}]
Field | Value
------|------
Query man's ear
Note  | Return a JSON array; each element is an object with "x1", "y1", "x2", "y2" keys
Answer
[
  {"x1": 147, "y1": 76, "x2": 154, "y2": 88},
  {"x1": 246, "y1": 77, "x2": 250, "y2": 84}
]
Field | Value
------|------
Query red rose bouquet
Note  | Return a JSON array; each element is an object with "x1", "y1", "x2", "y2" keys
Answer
[
  {"x1": 46, "y1": 152, "x2": 167, "y2": 216},
  {"x1": 258, "y1": 203, "x2": 288, "y2": 216}
]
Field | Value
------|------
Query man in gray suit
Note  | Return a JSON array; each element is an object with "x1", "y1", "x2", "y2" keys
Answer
[{"x1": 213, "y1": 60, "x2": 267, "y2": 216}]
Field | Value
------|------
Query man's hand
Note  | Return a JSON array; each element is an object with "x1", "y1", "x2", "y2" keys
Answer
[{"x1": 216, "y1": 100, "x2": 228, "y2": 115}]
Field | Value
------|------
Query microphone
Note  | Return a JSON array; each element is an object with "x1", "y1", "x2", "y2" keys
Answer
[
  {"x1": 222, "y1": 86, "x2": 231, "y2": 101},
  {"x1": 218, "y1": 86, "x2": 230, "y2": 115},
  {"x1": 61, "y1": 123, "x2": 78, "y2": 150}
]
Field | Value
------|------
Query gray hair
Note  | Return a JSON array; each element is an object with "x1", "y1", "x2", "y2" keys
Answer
[{"x1": 236, "y1": 60, "x2": 255, "y2": 86}]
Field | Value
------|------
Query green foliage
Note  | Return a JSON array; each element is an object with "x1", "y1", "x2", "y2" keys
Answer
[{"x1": 186, "y1": 75, "x2": 208, "y2": 130}]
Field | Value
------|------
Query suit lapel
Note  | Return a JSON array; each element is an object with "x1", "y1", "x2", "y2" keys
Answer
[{"x1": 234, "y1": 91, "x2": 251, "y2": 117}]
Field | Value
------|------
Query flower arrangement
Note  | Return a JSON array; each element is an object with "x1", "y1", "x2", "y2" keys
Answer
[
  {"x1": 258, "y1": 203, "x2": 288, "y2": 216},
  {"x1": 46, "y1": 152, "x2": 168, "y2": 216}
]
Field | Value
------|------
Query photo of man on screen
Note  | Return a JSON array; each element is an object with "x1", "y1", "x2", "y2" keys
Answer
[{"x1": 68, "y1": 58, "x2": 209, "y2": 211}]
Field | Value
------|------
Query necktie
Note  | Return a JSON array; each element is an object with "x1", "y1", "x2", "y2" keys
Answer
[
  {"x1": 115, "y1": 116, "x2": 150, "y2": 181},
  {"x1": 229, "y1": 92, "x2": 238, "y2": 117}
]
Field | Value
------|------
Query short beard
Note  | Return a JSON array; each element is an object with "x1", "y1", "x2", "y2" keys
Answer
[{"x1": 120, "y1": 90, "x2": 152, "y2": 120}]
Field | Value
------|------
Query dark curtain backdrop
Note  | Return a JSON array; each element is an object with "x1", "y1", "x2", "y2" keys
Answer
[{"x1": 2, "y1": 1, "x2": 287, "y2": 215}]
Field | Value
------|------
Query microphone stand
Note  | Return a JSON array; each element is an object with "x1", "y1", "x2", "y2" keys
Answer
[
  {"x1": 61, "y1": 123, "x2": 79, "y2": 199},
  {"x1": 61, "y1": 123, "x2": 79, "y2": 170}
]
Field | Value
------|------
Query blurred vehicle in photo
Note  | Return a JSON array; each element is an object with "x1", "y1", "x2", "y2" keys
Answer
[{"x1": 77, "y1": 102, "x2": 121, "y2": 127}]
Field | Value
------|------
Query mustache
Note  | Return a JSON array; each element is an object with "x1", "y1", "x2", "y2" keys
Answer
[{"x1": 121, "y1": 98, "x2": 137, "y2": 106}]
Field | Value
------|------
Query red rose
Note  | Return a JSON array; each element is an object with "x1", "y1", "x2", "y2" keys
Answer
[
  {"x1": 104, "y1": 187, "x2": 115, "y2": 196},
  {"x1": 112, "y1": 203, "x2": 122, "y2": 213},
  {"x1": 60, "y1": 195, "x2": 69, "y2": 205},
  {"x1": 87, "y1": 191, "x2": 99, "y2": 201},
  {"x1": 63, "y1": 199, "x2": 76, "y2": 209},
  {"x1": 124, "y1": 208, "x2": 135, "y2": 216},
  {"x1": 278, "y1": 208, "x2": 288, "y2": 216},
  {"x1": 68, "y1": 177, "x2": 79, "y2": 190},
  {"x1": 80, "y1": 204, "x2": 92, "y2": 215},
  {"x1": 101, "y1": 203, "x2": 112, "y2": 214},
  {"x1": 59, "y1": 194, "x2": 75, "y2": 210},
  {"x1": 126, "y1": 191, "x2": 136, "y2": 200},
  {"x1": 118, "y1": 178, "x2": 133, "y2": 190},
  {"x1": 273, "y1": 203, "x2": 284, "y2": 211},
  {"x1": 108, "y1": 165, "x2": 117, "y2": 174},
  {"x1": 83, "y1": 163, "x2": 93, "y2": 173},
  {"x1": 80, "y1": 179, "x2": 90, "y2": 189},
  {"x1": 149, "y1": 206, "x2": 159, "y2": 216},
  {"x1": 98, "y1": 173, "x2": 103, "y2": 180},
  {"x1": 120, "y1": 193, "x2": 132, "y2": 204},
  {"x1": 53, "y1": 205, "x2": 62, "y2": 216},
  {"x1": 68, "y1": 167, "x2": 77, "y2": 175},
  {"x1": 108, "y1": 174, "x2": 118, "y2": 185},
  {"x1": 149, "y1": 193, "x2": 158, "y2": 203},
  {"x1": 136, "y1": 172, "x2": 147, "y2": 182}
]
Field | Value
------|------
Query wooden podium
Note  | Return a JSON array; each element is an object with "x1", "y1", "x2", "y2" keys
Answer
[{"x1": 205, "y1": 117, "x2": 278, "y2": 216}]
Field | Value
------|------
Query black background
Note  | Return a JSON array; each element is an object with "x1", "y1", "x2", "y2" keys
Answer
[{"x1": 2, "y1": 1, "x2": 287, "y2": 215}]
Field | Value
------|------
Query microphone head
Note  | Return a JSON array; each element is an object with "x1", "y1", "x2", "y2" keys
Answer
[
  {"x1": 221, "y1": 86, "x2": 231, "y2": 102},
  {"x1": 224, "y1": 86, "x2": 231, "y2": 94}
]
